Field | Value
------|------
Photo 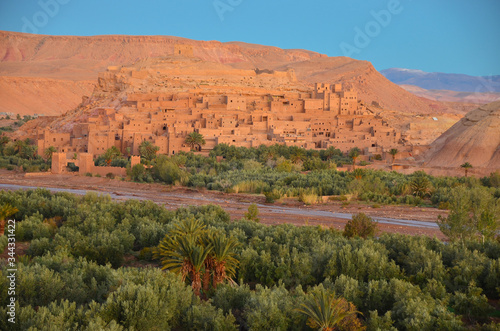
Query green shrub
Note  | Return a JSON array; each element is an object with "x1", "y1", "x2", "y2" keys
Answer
[
  {"x1": 128, "y1": 163, "x2": 146, "y2": 182},
  {"x1": 0, "y1": 236, "x2": 7, "y2": 253},
  {"x1": 17, "y1": 213, "x2": 56, "y2": 241},
  {"x1": 26, "y1": 237, "x2": 55, "y2": 257},
  {"x1": 298, "y1": 191, "x2": 319, "y2": 205},
  {"x1": 138, "y1": 247, "x2": 154, "y2": 261},
  {"x1": 438, "y1": 201, "x2": 450, "y2": 210},
  {"x1": 245, "y1": 203, "x2": 260, "y2": 222},
  {"x1": 14, "y1": 300, "x2": 86, "y2": 331},
  {"x1": 343, "y1": 213, "x2": 378, "y2": 239},
  {"x1": 264, "y1": 189, "x2": 281, "y2": 203},
  {"x1": 325, "y1": 241, "x2": 401, "y2": 282},
  {"x1": 152, "y1": 156, "x2": 188, "y2": 184},
  {"x1": 94, "y1": 268, "x2": 193, "y2": 329},
  {"x1": 212, "y1": 283, "x2": 253, "y2": 315},
  {"x1": 244, "y1": 284, "x2": 307, "y2": 330},
  {"x1": 451, "y1": 284, "x2": 493, "y2": 323},
  {"x1": 333, "y1": 275, "x2": 364, "y2": 309},
  {"x1": 233, "y1": 180, "x2": 269, "y2": 194},
  {"x1": 367, "y1": 310, "x2": 397, "y2": 331},
  {"x1": 182, "y1": 301, "x2": 237, "y2": 330},
  {"x1": 17, "y1": 264, "x2": 66, "y2": 307}
]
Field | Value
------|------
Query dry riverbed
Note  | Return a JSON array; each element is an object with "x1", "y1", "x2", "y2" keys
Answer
[{"x1": 0, "y1": 170, "x2": 447, "y2": 239}]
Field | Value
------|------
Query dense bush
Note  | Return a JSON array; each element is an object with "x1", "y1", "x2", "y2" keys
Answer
[
  {"x1": 134, "y1": 146, "x2": 498, "y2": 212},
  {"x1": 343, "y1": 213, "x2": 379, "y2": 239},
  {"x1": 0, "y1": 135, "x2": 50, "y2": 172},
  {"x1": 3, "y1": 139, "x2": 497, "y2": 211},
  {"x1": 0, "y1": 189, "x2": 498, "y2": 329}
]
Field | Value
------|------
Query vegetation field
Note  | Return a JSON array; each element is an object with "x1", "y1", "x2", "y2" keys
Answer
[{"x1": 0, "y1": 187, "x2": 499, "y2": 330}]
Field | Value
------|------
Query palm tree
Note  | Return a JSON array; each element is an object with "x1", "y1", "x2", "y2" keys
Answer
[
  {"x1": 13, "y1": 140, "x2": 25, "y2": 155},
  {"x1": 348, "y1": 147, "x2": 360, "y2": 170},
  {"x1": 158, "y1": 234, "x2": 212, "y2": 297},
  {"x1": 44, "y1": 146, "x2": 57, "y2": 161},
  {"x1": 25, "y1": 145, "x2": 38, "y2": 160},
  {"x1": 0, "y1": 204, "x2": 19, "y2": 236},
  {"x1": 207, "y1": 233, "x2": 239, "y2": 289},
  {"x1": 0, "y1": 136, "x2": 10, "y2": 156},
  {"x1": 461, "y1": 162, "x2": 473, "y2": 177},
  {"x1": 322, "y1": 146, "x2": 340, "y2": 161},
  {"x1": 352, "y1": 168, "x2": 365, "y2": 180},
  {"x1": 296, "y1": 289, "x2": 359, "y2": 331},
  {"x1": 178, "y1": 237, "x2": 213, "y2": 297},
  {"x1": 170, "y1": 217, "x2": 208, "y2": 238},
  {"x1": 138, "y1": 141, "x2": 159, "y2": 162},
  {"x1": 103, "y1": 146, "x2": 122, "y2": 165},
  {"x1": 389, "y1": 148, "x2": 399, "y2": 164},
  {"x1": 410, "y1": 175, "x2": 432, "y2": 198},
  {"x1": 291, "y1": 149, "x2": 305, "y2": 164},
  {"x1": 185, "y1": 132, "x2": 206, "y2": 151},
  {"x1": 155, "y1": 218, "x2": 239, "y2": 297}
]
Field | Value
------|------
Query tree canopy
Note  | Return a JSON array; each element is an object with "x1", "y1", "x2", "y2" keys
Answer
[{"x1": 185, "y1": 132, "x2": 206, "y2": 151}]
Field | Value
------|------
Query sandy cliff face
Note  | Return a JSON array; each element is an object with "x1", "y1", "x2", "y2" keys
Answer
[
  {"x1": 1, "y1": 31, "x2": 453, "y2": 117},
  {"x1": 424, "y1": 101, "x2": 500, "y2": 168}
]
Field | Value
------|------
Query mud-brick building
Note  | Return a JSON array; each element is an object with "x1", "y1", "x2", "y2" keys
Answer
[{"x1": 36, "y1": 83, "x2": 402, "y2": 159}]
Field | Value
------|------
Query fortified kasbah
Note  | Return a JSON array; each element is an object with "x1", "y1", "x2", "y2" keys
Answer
[{"x1": 26, "y1": 51, "x2": 405, "y2": 163}]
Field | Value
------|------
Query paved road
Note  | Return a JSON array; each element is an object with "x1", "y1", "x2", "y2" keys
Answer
[{"x1": 0, "y1": 183, "x2": 439, "y2": 229}]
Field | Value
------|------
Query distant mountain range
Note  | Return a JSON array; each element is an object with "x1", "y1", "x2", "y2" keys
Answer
[{"x1": 381, "y1": 68, "x2": 500, "y2": 93}]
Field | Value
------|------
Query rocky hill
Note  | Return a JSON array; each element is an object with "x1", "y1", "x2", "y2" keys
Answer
[
  {"x1": 1, "y1": 31, "x2": 454, "y2": 117},
  {"x1": 0, "y1": 76, "x2": 94, "y2": 116},
  {"x1": 424, "y1": 101, "x2": 500, "y2": 168}
]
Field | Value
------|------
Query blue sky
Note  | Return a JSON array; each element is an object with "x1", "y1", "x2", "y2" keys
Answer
[{"x1": 1, "y1": 0, "x2": 499, "y2": 76}]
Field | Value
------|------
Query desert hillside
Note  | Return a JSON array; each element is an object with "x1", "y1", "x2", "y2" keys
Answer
[
  {"x1": 424, "y1": 100, "x2": 500, "y2": 168},
  {"x1": 1, "y1": 31, "x2": 456, "y2": 117},
  {"x1": 0, "y1": 76, "x2": 94, "y2": 116},
  {"x1": 280, "y1": 58, "x2": 451, "y2": 115},
  {"x1": 0, "y1": 31, "x2": 322, "y2": 80}
]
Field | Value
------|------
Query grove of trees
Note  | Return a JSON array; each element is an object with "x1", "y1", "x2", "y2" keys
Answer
[
  {"x1": 120, "y1": 144, "x2": 500, "y2": 215},
  {"x1": 0, "y1": 188, "x2": 499, "y2": 330},
  {"x1": 0, "y1": 136, "x2": 49, "y2": 172}
]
